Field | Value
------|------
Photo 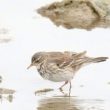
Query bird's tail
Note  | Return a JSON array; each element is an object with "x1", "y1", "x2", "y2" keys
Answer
[
  {"x1": 69, "y1": 57, "x2": 108, "y2": 70},
  {"x1": 89, "y1": 57, "x2": 108, "y2": 63}
]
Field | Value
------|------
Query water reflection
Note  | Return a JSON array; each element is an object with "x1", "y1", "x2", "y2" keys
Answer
[
  {"x1": 37, "y1": 97, "x2": 104, "y2": 110},
  {"x1": 0, "y1": 94, "x2": 14, "y2": 102},
  {"x1": 37, "y1": 97, "x2": 78, "y2": 110},
  {"x1": 0, "y1": 76, "x2": 15, "y2": 102}
]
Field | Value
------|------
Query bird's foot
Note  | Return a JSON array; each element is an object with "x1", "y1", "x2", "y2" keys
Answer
[
  {"x1": 59, "y1": 87, "x2": 63, "y2": 92},
  {"x1": 59, "y1": 88, "x2": 67, "y2": 96}
]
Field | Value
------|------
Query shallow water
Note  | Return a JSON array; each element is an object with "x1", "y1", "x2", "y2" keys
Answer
[
  {"x1": 36, "y1": 89, "x2": 110, "y2": 110},
  {"x1": 0, "y1": 84, "x2": 110, "y2": 110},
  {"x1": 37, "y1": 97, "x2": 104, "y2": 110}
]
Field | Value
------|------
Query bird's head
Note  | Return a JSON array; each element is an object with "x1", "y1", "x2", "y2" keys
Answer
[{"x1": 27, "y1": 52, "x2": 45, "y2": 69}]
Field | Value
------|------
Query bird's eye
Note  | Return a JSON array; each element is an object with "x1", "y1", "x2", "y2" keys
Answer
[
  {"x1": 32, "y1": 57, "x2": 35, "y2": 62},
  {"x1": 35, "y1": 60, "x2": 39, "y2": 63}
]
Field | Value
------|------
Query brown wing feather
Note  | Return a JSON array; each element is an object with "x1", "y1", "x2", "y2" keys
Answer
[
  {"x1": 59, "y1": 51, "x2": 87, "y2": 68},
  {"x1": 45, "y1": 51, "x2": 87, "y2": 68}
]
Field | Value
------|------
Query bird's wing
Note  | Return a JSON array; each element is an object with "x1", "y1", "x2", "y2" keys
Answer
[
  {"x1": 46, "y1": 51, "x2": 87, "y2": 68},
  {"x1": 59, "y1": 51, "x2": 87, "y2": 68}
]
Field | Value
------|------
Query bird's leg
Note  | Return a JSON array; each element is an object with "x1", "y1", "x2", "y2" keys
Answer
[
  {"x1": 69, "y1": 81, "x2": 72, "y2": 96},
  {"x1": 59, "y1": 81, "x2": 68, "y2": 92}
]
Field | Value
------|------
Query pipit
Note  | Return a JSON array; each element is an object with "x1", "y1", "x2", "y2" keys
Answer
[{"x1": 27, "y1": 51, "x2": 108, "y2": 94}]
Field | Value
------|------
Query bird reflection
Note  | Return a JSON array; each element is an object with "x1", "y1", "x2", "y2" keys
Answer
[
  {"x1": 37, "y1": 97, "x2": 105, "y2": 110},
  {"x1": 37, "y1": 97, "x2": 78, "y2": 110}
]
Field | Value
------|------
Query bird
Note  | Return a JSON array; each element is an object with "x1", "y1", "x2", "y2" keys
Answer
[{"x1": 27, "y1": 51, "x2": 108, "y2": 94}]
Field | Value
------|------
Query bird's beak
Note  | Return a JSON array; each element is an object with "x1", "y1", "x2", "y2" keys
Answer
[{"x1": 27, "y1": 63, "x2": 33, "y2": 69}]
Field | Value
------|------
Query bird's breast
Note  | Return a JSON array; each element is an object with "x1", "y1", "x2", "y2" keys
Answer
[{"x1": 37, "y1": 63, "x2": 75, "y2": 82}]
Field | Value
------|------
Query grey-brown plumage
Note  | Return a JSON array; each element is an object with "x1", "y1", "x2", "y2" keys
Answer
[{"x1": 27, "y1": 51, "x2": 108, "y2": 93}]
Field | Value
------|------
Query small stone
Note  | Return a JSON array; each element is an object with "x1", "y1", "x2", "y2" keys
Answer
[
  {"x1": 0, "y1": 88, "x2": 16, "y2": 94},
  {"x1": 35, "y1": 88, "x2": 54, "y2": 95}
]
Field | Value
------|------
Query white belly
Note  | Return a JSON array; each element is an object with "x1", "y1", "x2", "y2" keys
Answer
[
  {"x1": 48, "y1": 70, "x2": 74, "y2": 82},
  {"x1": 39, "y1": 64, "x2": 75, "y2": 82},
  {"x1": 38, "y1": 63, "x2": 75, "y2": 82}
]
